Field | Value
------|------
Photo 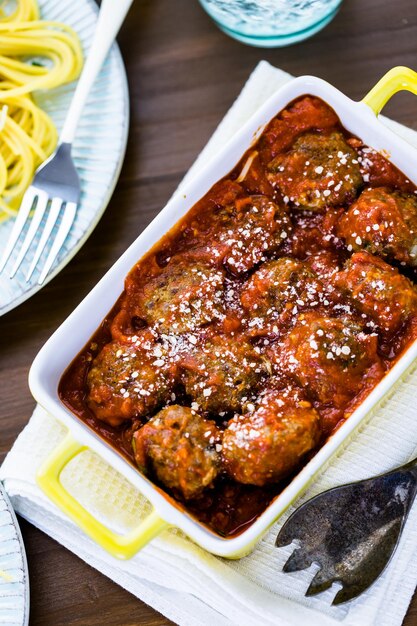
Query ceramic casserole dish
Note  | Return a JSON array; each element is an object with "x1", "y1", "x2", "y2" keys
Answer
[{"x1": 30, "y1": 66, "x2": 417, "y2": 559}]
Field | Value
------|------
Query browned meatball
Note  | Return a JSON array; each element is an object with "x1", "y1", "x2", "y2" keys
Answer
[
  {"x1": 335, "y1": 251, "x2": 417, "y2": 335},
  {"x1": 207, "y1": 195, "x2": 291, "y2": 276},
  {"x1": 337, "y1": 187, "x2": 417, "y2": 266},
  {"x1": 179, "y1": 333, "x2": 267, "y2": 414},
  {"x1": 133, "y1": 405, "x2": 221, "y2": 499},
  {"x1": 126, "y1": 257, "x2": 226, "y2": 334},
  {"x1": 222, "y1": 387, "x2": 321, "y2": 486},
  {"x1": 87, "y1": 334, "x2": 174, "y2": 427},
  {"x1": 305, "y1": 250, "x2": 341, "y2": 285},
  {"x1": 267, "y1": 131, "x2": 363, "y2": 211},
  {"x1": 304, "y1": 251, "x2": 345, "y2": 306},
  {"x1": 272, "y1": 311, "x2": 384, "y2": 430},
  {"x1": 240, "y1": 258, "x2": 325, "y2": 333}
]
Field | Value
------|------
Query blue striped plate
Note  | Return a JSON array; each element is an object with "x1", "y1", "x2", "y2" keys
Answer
[
  {"x1": 0, "y1": 483, "x2": 29, "y2": 626},
  {"x1": 0, "y1": 0, "x2": 129, "y2": 315}
]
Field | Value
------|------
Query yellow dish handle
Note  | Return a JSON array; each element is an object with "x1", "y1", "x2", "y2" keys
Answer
[
  {"x1": 36, "y1": 432, "x2": 169, "y2": 559},
  {"x1": 362, "y1": 66, "x2": 417, "y2": 115}
]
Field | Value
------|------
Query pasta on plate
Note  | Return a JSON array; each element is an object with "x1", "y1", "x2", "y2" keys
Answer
[{"x1": 0, "y1": 0, "x2": 83, "y2": 219}]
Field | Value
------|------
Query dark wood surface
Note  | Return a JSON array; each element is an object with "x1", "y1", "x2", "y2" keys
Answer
[{"x1": 1, "y1": 0, "x2": 417, "y2": 623}]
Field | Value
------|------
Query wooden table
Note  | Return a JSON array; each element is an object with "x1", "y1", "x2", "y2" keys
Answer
[{"x1": 1, "y1": 0, "x2": 417, "y2": 623}]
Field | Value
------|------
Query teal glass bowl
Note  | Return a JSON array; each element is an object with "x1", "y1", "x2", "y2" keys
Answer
[{"x1": 198, "y1": 0, "x2": 344, "y2": 48}]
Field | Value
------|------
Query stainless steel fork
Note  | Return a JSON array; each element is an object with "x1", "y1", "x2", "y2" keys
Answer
[{"x1": 0, "y1": 0, "x2": 133, "y2": 285}]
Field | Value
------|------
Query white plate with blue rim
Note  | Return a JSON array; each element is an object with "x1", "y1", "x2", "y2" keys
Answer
[
  {"x1": 0, "y1": 0, "x2": 129, "y2": 316},
  {"x1": 0, "y1": 482, "x2": 29, "y2": 626}
]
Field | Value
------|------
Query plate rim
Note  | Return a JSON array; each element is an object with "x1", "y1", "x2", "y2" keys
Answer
[
  {"x1": 0, "y1": 0, "x2": 130, "y2": 317},
  {"x1": 0, "y1": 481, "x2": 30, "y2": 626}
]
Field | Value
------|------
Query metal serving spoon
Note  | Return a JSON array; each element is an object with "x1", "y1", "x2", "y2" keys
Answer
[{"x1": 276, "y1": 457, "x2": 417, "y2": 604}]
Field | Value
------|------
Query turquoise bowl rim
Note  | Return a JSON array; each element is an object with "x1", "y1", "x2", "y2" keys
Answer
[{"x1": 198, "y1": 0, "x2": 344, "y2": 47}]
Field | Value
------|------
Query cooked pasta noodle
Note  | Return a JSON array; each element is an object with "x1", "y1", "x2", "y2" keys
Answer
[
  {"x1": 0, "y1": 0, "x2": 83, "y2": 220},
  {"x1": 0, "y1": 0, "x2": 38, "y2": 22}
]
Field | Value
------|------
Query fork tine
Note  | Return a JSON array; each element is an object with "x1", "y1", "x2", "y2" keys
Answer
[
  {"x1": 25, "y1": 196, "x2": 63, "y2": 283},
  {"x1": 276, "y1": 527, "x2": 297, "y2": 548},
  {"x1": 0, "y1": 187, "x2": 38, "y2": 273},
  {"x1": 332, "y1": 584, "x2": 356, "y2": 605},
  {"x1": 305, "y1": 568, "x2": 338, "y2": 597},
  {"x1": 9, "y1": 190, "x2": 49, "y2": 278},
  {"x1": 282, "y1": 548, "x2": 314, "y2": 573},
  {"x1": 37, "y1": 200, "x2": 77, "y2": 285}
]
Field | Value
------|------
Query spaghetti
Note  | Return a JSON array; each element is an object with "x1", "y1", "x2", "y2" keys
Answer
[{"x1": 0, "y1": 0, "x2": 83, "y2": 219}]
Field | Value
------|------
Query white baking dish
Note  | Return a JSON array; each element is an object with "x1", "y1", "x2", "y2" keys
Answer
[{"x1": 29, "y1": 66, "x2": 417, "y2": 559}]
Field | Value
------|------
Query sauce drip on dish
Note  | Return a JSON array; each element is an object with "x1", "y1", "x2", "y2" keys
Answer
[{"x1": 59, "y1": 96, "x2": 417, "y2": 538}]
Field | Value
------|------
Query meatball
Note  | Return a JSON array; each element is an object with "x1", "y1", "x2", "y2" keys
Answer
[
  {"x1": 267, "y1": 131, "x2": 363, "y2": 211},
  {"x1": 240, "y1": 258, "x2": 324, "y2": 332},
  {"x1": 273, "y1": 312, "x2": 383, "y2": 427},
  {"x1": 120, "y1": 257, "x2": 226, "y2": 335},
  {"x1": 133, "y1": 405, "x2": 221, "y2": 499},
  {"x1": 87, "y1": 334, "x2": 174, "y2": 427},
  {"x1": 303, "y1": 250, "x2": 344, "y2": 305},
  {"x1": 305, "y1": 250, "x2": 341, "y2": 286},
  {"x1": 179, "y1": 333, "x2": 267, "y2": 414},
  {"x1": 357, "y1": 145, "x2": 415, "y2": 191},
  {"x1": 335, "y1": 251, "x2": 417, "y2": 335},
  {"x1": 207, "y1": 195, "x2": 291, "y2": 276},
  {"x1": 337, "y1": 187, "x2": 417, "y2": 266},
  {"x1": 222, "y1": 387, "x2": 321, "y2": 486}
]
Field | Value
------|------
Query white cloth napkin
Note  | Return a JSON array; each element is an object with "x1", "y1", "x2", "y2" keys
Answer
[{"x1": 2, "y1": 61, "x2": 417, "y2": 626}]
